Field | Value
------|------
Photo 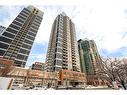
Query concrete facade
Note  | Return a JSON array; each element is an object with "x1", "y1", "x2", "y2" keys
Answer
[
  {"x1": 0, "y1": 6, "x2": 43, "y2": 67},
  {"x1": 46, "y1": 12, "x2": 80, "y2": 72}
]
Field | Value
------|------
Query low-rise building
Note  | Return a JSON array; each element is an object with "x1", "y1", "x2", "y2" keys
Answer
[
  {"x1": 58, "y1": 70, "x2": 86, "y2": 87},
  {"x1": 1, "y1": 66, "x2": 58, "y2": 88},
  {"x1": 31, "y1": 62, "x2": 46, "y2": 71}
]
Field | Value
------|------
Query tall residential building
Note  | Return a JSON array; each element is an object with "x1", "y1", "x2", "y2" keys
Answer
[
  {"x1": 78, "y1": 39, "x2": 102, "y2": 75},
  {"x1": 0, "y1": 6, "x2": 43, "y2": 67},
  {"x1": 78, "y1": 39, "x2": 103, "y2": 85},
  {"x1": 46, "y1": 12, "x2": 80, "y2": 72}
]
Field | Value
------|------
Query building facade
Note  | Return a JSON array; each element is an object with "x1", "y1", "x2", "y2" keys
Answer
[
  {"x1": 0, "y1": 66, "x2": 58, "y2": 88},
  {"x1": 31, "y1": 62, "x2": 46, "y2": 71},
  {"x1": 46, "y1": 12, "x2": 80, "y2": 72},
  {"x1": 0, "y1": 6, "x2": 43, "y2": 67},
  {"x1": 59, "y1": 70, "x2": 86, "y2": 87},
  {"x1": 78, "y1": 39, "x2": 103, "y2": 85}
]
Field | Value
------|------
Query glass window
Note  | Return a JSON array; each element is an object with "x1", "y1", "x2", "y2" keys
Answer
[
  {"x1": 3, "y1": 32, "x2": 15, "y2": 39},
  {"x1": 0, "y1": 42, "x2": 9, "y2": 49},
  {"x1": 37, "y1": 15, "x2": 42, "y2": 20},
  {"x1": 0, "y1": 49, "x2": 5, "y2": 56},
  {"x1": 0, "y1": 36, "x2": 12, "y2": 44},
  {"x1": 22, "y1": 9, "x2": 30, "y2": 15},
  {"x1": 15, "y1": 17, "x2": 24, "y2": 23},
  {"x1": 6, "y1": 27, "x2": 18, "y2": 34},
  {"x1": 18, "y1": 15, "x2": 26, "y2": 20},
  {"x1": 22, "y1": 44, "x2": 31, "y2": 49},
  {"x1": 56, "y1": 42, "x2": 62, "y2": 47},
  {"x1": 29, "y1": 28, "x2": 37, "y2": 33},
  {"x1": 20, "y1": 12, "x2": 28, "y2": 17},
  {"x1": 9, "y1": 24, "x2": 20, "y2": 30},
  {"x1": 26, "y1": 35, "x2": 34, "y2": 41},
  {"x1": 14, "y1": 60, "x2": 22, "y2": 66},
  {"x1": 13, "y1": 21, "x2": 22, "y2": 27},
  {"x1": 35, "y1": 17, "x2": 42, "y2": 22},
  {"x1": 32, "y1": 22, "x2": 39, "y2": 27},
  {"x1": 17, "y1": 54, "x2": 24, "y2": 60},
  {"x1": 24, "y1": 8, "x2": 31, "y2": 13},
  {"x1": 31, "y1": 25, "x2": 38, "y2": 30},
  {"x1": 24, "y1": 39, "x2": 33, "y2": 45},
  {"x1": 55, "y1": 53, "x2": 62, "y2": 59},
  {"x1": 24, "y1": 56, "x2": 28, "y2": 61},
  {"x1": 28, "y1": 31, "x2": 36, "y2": 37},
  {"x1": 19, "y1": 49, "x2": 29, "y2": 55},
  {"x1": 55, "y1": 59, "x2": 62, "y2": 65}
]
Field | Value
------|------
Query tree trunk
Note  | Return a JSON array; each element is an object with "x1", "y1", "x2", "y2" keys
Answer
[{"x1": 121, "y1": 80, "x2": 126, "y2": 90}]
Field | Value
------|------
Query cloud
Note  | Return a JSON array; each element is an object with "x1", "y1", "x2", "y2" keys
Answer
[
  {"x1": 26, "y1": 53, "x2": 46, "y2": 66},
  {"x1": 72, "y1": 1, "x2": 127, "y2": 53},
  {"x1": 0, "y1": 6, "x2": 23, "y2": 27},
  {"x1": 34, "y1": 5, "x2": 78, "y2": 44}
]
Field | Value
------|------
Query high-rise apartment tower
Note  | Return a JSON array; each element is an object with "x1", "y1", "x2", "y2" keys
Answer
[
  {"x1": 78, "y1": 39, "x2": 102, "y2": 75},
  {"x1": 78, "y1": 39, "x2": 105, "y2": 85},
  {"x1": 0, "y1": 6, "x2": 43, "y2": 67},
  {"x1": 46, "y1": 12, "x2": 80, "y2": 72}
]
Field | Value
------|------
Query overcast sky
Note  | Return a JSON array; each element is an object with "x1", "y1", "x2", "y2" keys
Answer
[{"x1": 0, "y1": 0, "x2": 127, "y2": 66}]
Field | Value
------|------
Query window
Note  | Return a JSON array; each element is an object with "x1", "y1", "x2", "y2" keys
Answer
[
  {"x1": 0, "y1": 36, "x2": 12, "y2": 44},
  {"x1": 56, "y1": 47, "x2": 62, "y2": 53},
  {"x1": 55, "y1": 53, "x2": 62, "y2": 59},
  {"x1": 57, "y1": 33, "x2": 63, "y2": 38},
  {"x1": 17, "y1": 54, "x2": 24, "y2": 60},
  {"x1": 31, "y1": 25, "x2": 38, "y2": 30},
  {"x1": 19, "y1": 49, "x2": 30, "y2": 55},
  {"x1": 15, "y1": 17, "x2": 24, "y2": 23},
  {"x1": 24, "y1": 8, "x2": 31, "y2": 13},
  {"x1": 56, "y1": 37, "x2": 62, "y2": 43},
  {"x1": 0, "y1": 49, "x2": 5, "y2": 56},
  {"x1": 37, "y1": 15, "x2": 42, "y2": 21},
  {"x1": 14, "y1": 60, "x2": 22, "y2": 66},
  {"x1": 56, "y1": 42, "x2": 62, "y2": 47},
  {"x1": 28, "y1": 31, "x2": 36, "y2": 37},
  {"x1": 32, "y1": 22, "x2": 39, "y2": 27},
  {"x1": 24, "y1": 56, "x2": 28, "y2": 61},
  {"x1": 24, "y1": 39, "x2": 33, "y2": 45},
  {"x1": 29, "y1": 28, "x2": 37, "y2": 33},
  {"x1": 3, "y1": 32, "x2": 15, "y2": 39},
  {"x1": 13, "y1": 21, "x2": 22, "y2": 27},
  {"x1": 21, "y1": 10, "x2": 30, "y2": 15},
  {"x1": 18, "y1": 15, "x2": 26, "y2": 20},
  {"x1": 55, "y1": 59, "x2": 62, "y2": 65},
  {"x1": 9, "y1": 24, "x2": 20, "y2": 30},
  {"x1": 26, "y1": 35, "x2": 34, "y2": 41},
  {"x1": 6, "y1": 27, "x2": 18, "y2": 34},
  {"x1": 20, "y1": 12, "x2": 28, "y2": 17},
  {"x1": 22, "y1": 44, "x2": 31, "y2": 49},
  {"x1": 34, "y1": 19, "x2": 40, "y2": 24},
  {"x1": 35, "y1": 17, "x2": 42, "y2": 22}
]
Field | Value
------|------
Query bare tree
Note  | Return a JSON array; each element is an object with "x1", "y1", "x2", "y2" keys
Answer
[
  {"x1": 99, "y1": 58, "x2": 117, "y2": 86},
  {"x1": 99, "y1": 57, "x2": 127, "y2": 89},
  {"x1": 114, "y1": 58, "x2": 127, "y2": 89}
]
